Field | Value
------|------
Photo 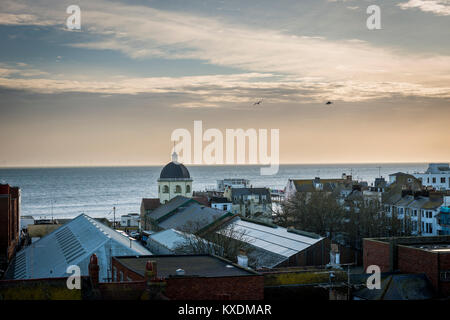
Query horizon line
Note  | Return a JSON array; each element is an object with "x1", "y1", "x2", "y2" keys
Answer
[{"x1": 0, "y1": 161, "x2": 445, "y2": 170}]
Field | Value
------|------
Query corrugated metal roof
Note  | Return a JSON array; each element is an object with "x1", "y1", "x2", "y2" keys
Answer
[
  {"x1": 148, "y1": 196, "x2": 192, "y2": 221},
  {"x1": 158, "y1": 202, "x2": 227, "y2": 231},
  {"x1": 148, "y1": 229, "x2": 191, "y2": 250},
  {"x1": 220, "y1": 219, "x2": 324, "y2": 259},
  {"x1": 5, "y1": 214, "x2": 152, "y2": 281}
]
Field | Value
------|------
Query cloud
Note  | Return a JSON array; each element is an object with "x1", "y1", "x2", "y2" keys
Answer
[
  {"x1": 0, "y1": 63, "x2": 49, "y2": 77},
  {"x1": 0, "y1": 66, "x2": 448, "y2": 105},
  {"x1": 398, "y1": 0, "x2": 450, "y2": 16},
  {"x1": 0, "y1": 13, "x2": 54, "y2": 26},
  {"x1": 0, "y1": 0, "x2": 449, "y2": 104}
]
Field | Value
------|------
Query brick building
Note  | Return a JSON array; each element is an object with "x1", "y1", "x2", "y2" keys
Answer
[
  {"x1": 0, "y1": 184, "x2": 20, "y2": 265},
  {"x1": 363, "y1": 235, "x2": 450, "y2": 297},
  {"x1": 111, "y1": 254, "x2": 264, "y2": 300}
]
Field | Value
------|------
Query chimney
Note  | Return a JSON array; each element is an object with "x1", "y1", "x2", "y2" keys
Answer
[
  {"x1": 389, "y1": 238, "x2": 398, "y2": 272},
  {"x1": 237, "y1": 249, "x2": 248, "y2": 268},
  {"x1": 88, "y1": 254, "x2": 100, "y2": 287},
  {"x1": 145, "y1": 260, "x2": 157, "y2": 282}
]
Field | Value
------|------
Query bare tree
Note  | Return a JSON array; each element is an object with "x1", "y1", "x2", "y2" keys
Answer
[
  {"x1": 280, "y1": 190, "x2": 410, "y2": 250},
  {"x1": 280, "y1": 191, "x2": 344, "y2": 239}
]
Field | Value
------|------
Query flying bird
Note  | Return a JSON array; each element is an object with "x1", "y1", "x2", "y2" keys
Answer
[
  {"x1": 253, "y1": 99, "x2": 263, "y2": 106},
  {"x1": 325, "y1": 101, "x2": 333, "y2": 105}
]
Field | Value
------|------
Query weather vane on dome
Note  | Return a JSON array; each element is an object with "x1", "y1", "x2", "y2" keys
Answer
[{"x1": 172, "y1": 141, "x2": 179, "y2": 163}]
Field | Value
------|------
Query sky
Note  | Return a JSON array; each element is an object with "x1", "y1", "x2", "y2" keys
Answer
[{"x1": 0, "y1": 0, "x2": 449, "y2": 167}]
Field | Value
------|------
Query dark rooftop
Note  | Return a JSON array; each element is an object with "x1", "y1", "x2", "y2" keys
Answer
[
  {"x1": 113, "y1": 254, "x2": 258, "y2": 278},
  {"x1": 159, "y1": 161, "x2": 191, "y2": 179},
  {"x1": 367, "y1": 235, "x2": 450, "y2": 252},
  {"x1": 141, "y1": 198, "x2": 161, "y2": 211}
]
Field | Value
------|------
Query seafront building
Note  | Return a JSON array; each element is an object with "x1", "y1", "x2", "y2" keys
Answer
[
  {"x1": 224, "y1": 187, "x2": 272, "y2": 220},
  {"x1": 216, "y1": 178, "x2": 250, "y2": 191},
  {"x1": 120, "y1": 213, "x2": 140, "y2": 228},
  {"x1": 210, "y1": 196, "x2": 233, "y2": 212},
  {"x1": 413, "y1": 163, "x2": 450, "y2": 191},
  {"x1": 285, "y1": 174, "x2": 356, "y2": 201},
  {"x1": 158, "y1": 151, "x2": 193, "y2": 204}
]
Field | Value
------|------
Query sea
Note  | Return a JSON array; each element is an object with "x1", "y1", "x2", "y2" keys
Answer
[{"x1": 0, "y1": 163, "x2": 428, "y2": 220}]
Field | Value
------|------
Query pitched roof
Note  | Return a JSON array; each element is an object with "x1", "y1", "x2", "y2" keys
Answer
[
  {"x1": 148, "y1": 229, "x2": 193, "y2": 251},
  {"x1": 395, "y1": 195, "x2": 415, "y2": 207},
  {"x1": 421, "y1": 198, "x2": 443, "y2": 210},
  {"x1": 408, "y1": 197, "x2": 429, "y2": 209},
  {"x1": 383, "y1": 192, "x2": 403, "y2": 205},
  {"x1": 210, "y1": 197, "x2": 231, "y2": 204},
  {"x1": 218, "y1": 218, "x2": 324, "y2": 268},
  {"x1": 231, "y1": 188, "x2": 271, "y2": 197},
  {"x1": 193, "y1": 196, "x2": 209, "y2": 207},
  {"x1": 291, "y1": 178, "x2": 349, "y2": 193},
  {"x1": 141, "y1": 198, "x2": 161, "y2": 211},
  {"x1": 147, "y1": 196, "x2": 193, "y2": 221},
  {"x1": 158, "y1": 202, "x2": 229, "y2": 232},
  {"x1": 4, "y1": 214, "x2": 151, "y2": 281}
]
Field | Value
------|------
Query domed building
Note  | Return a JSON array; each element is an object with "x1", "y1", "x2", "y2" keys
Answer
[{"x1": 158, "y1": 151, "x2": 193, "y2": 204}]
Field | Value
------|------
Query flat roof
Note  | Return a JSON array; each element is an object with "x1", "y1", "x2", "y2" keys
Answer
[
  {"x1": 114, "y1": 254, "x2": 258, "y2": 278},
  {"x1": 366, "y1": 235, "x2": 450, "y2": 253},
  {"x1": 410, "y1": 243, "x2": 450, "y2": 252}
]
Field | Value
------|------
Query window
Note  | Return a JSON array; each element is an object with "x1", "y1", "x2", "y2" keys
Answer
[
  {"x1": 163, "y1": 185, "x2": 169, "y2": 193},
  {"x1": 441, "y1": 177, "x2": 446, "y2": 183},
  {"x1": 175, "y1": 185, "x2": 182, "y2": 193},
  {"x1": 432, "y1": 177, "x2": 436, "y2": 183},
  {"x1": 186, "y1": 185, "x2": 191, "y2": 193}
]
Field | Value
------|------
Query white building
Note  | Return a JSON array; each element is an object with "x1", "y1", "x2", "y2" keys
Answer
[
  {"x1": 120, "y1": 213, "x2": 140, "y2": 228},
  {"x1": 414, "y1": 163, "x2": 450, "y2": 191},
  {"x1": 216, "y1": 179, "x2": 250, "y2": 192},
  {"x1": 384, "y1": 193, "x2": 450, "y2": 236},
  {"x1": 210, "y1": 197, "x2": 232, "y2": 212}
]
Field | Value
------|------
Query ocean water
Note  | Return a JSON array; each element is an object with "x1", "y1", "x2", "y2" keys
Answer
[{"x1": 0, "y1": 163, "x2": 428, "y2": 220}]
